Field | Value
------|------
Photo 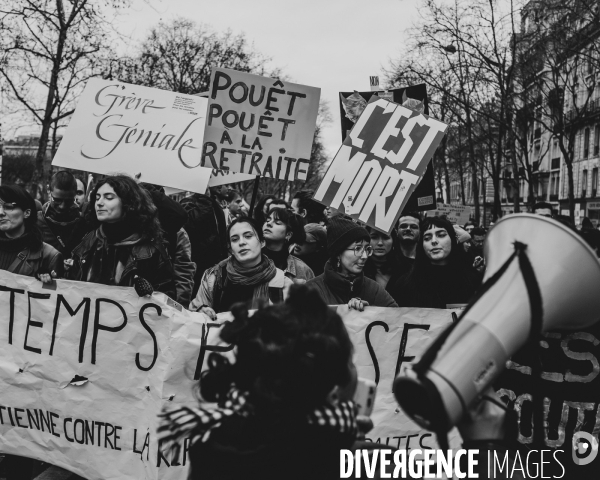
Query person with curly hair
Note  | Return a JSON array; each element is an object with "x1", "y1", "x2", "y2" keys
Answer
[
  {"x1": 160, "y1": 285, "x2": 361, "y2": 480},
  {"x1": 66, "y1": 174, "x2": 175, "y2": 298}
]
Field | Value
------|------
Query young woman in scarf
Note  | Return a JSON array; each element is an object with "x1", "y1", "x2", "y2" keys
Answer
[
  {"x1": 190, "y1": 217, "x2": 292, "y2": 319},
  {"x1": 66, "y1": 175, "x2": 175, "y2": 299},
  {"x1": 262, "y1": 208, "x2": 314, "y2": 284}
]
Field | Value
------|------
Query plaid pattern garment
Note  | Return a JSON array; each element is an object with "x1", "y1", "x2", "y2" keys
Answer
[{"x1": 158, "y1": 387, "x2": 358, "y2": 457}]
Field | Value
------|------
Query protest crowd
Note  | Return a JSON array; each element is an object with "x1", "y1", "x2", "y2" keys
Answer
[
  {"x1": 2, "y1": 160, "x2": 600, "y2": 479},
  {"x1": 1, "y1": 61, "x2": 599, "y2": 480}
]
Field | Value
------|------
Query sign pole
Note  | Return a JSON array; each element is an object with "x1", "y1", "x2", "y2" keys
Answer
[{"x1": 249, "y1": 176, "x2": 260, "y2": 216}]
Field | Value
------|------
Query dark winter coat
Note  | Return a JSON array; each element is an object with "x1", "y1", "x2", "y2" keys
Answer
[
  {"x1": 67, "y1": 228, "x2": 175, "y2": 299},
  {"x1": 37, "y1": 205, "x2": 88, "y2": 258},
  {"x1": 306, "y1": 261, "x2": 398, "y2": 307}
]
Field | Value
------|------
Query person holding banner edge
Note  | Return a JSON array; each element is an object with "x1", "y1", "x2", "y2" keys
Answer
[
  {"x1": 190, "y1": 217, "x2": 292, "y2": 318},
  {"x1": 306, "y1": 216, "x2": 397, "y2": 309},
  {"x1": 66, "y1": 175, "x2": 176, "y2": 298}
]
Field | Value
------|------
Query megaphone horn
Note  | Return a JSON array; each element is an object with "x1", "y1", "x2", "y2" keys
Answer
[{"x1": 394, "y1": 213, "x2": 600, "y2": 433}]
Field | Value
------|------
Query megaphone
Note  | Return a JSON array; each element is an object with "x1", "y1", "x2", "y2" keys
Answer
[{"x1": 394, "y1": 213, "x2": 600, "y2": 433}]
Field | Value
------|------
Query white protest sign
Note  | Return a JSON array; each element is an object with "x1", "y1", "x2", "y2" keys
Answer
[
  {"x1": 338, "y1": 306, "x2": 462, "y2": 450},
  {"x1": 426, "y1": 204, "x2": 474, "y2": 225},
  {"x1": 201, "y1": 68, "x2": 320, "y2": 181},
  {"x1": 53, "y1": 79, "x2": 212, "y2": 194},
  {"x1": 0, "y1": 271, "x2": 214, "y2": 480},
  {"x1": 314, "y1": 97, "x2": 448, "y2": 234}
]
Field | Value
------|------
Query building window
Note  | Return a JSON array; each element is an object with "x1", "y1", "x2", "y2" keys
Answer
[
  {"x1": 595, "y1": 125, "x2": 600, "y2": 156},
  {"x1": 583, "y1": 169, "x2": 588, "y2": 197},
  {"x1": 550, "y1": 172, "x2": 560, "y2": 200},
  {"x1": 593, "y1": 168, "x2": 598, "y2": 197},
  {"x1": 584, "y1": 128, "x2": 590, "y2": 158}
]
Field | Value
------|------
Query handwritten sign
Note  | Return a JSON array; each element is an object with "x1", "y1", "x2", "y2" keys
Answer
[
  {"x1": 338, "y1": 306, "x2": 462, "y2": 450},
  {"x1": 53, "y1": 79, "x2": 212, "y2": 194},
  {"x1": 0, "y1": 271, "x2": 206, "y2": 480},
  {"x1": 426, "y1": 204, "x2": 474, "y2": 225},
  {"x1": 201, "y1": 68, "x2": 320, "y2": 181},
  {"x1": 315, "y1": 96, "x2": 448, "y2": 234}
]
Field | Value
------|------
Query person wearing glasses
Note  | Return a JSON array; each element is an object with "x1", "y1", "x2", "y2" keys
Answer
[
  {"x1": 306, "y1": 216, "x2": 397, "y2": 310},
  {"x1": 37, "y1": 171, "x2": 88, "y2": 258},
  {"x1": 388, "y1": 217, "x2": 480, "y2": 308},
  {"x1": 0, "y1": 185, "x2": 63, "y2": 280}
]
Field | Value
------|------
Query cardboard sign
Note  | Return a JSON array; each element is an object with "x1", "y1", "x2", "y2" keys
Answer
[
  {"x1": 201, "y1": 68, "x2": 320, "y2": 181},
  {"x1": 338, "y1": 85, "x2": 437, "y2": 214},
  {"x1": 0, "y1": 271, "x2": 206, "y2": 480},
  {"x1": 315, "y1": 96, "x2": 448, "y2": 234},
  {"x1": 426, "y1": 204, "x2": 474, "y2": 225},
  {"x1": 53, "y1": 79, "x2": 212, "y2": 194}
]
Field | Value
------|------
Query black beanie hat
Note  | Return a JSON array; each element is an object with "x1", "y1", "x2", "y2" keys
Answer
[{"x1": 327, "y1": 215, "x2": 370, "y2": 257}]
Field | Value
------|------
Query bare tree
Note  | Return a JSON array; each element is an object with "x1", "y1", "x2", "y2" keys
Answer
[
  {"x1": 117, "y1": 18, "x2": 278, "y2": 95},
  {"x1": 0, "y1": 0, "x2": 121, "y2": 196}
]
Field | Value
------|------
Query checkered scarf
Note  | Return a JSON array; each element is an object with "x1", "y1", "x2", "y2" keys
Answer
[{"x1": 158, "y1": 388, "x2": 358, "y2": 457}]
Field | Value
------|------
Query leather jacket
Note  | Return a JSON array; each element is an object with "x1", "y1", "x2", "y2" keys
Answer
[
  {"x1": 67, "y1": 229, "x2": 176, "y2": 299},
  {"x1": 6, "y1": 242, "x2": 64, "y2": 278}
]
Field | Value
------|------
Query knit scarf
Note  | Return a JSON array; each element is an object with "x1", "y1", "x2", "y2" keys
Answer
[
  {"x1": 158, "y1": 387, "x2": 357, "y2": 458},
  {"x1": 43, "y1": 203, "x2": 81, "y2": 227},
  {"x1": 262, "y1": 246, "x2": 289, "y2": 270}
]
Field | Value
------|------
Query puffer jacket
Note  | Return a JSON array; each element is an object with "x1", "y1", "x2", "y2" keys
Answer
[
  {"x1": 306, "y1": 261, "x2": 398, "y2": 307},
  {"x1": 5, "y1": 242, "x2": 64, "y2": 278},
  {"x1": 67, "y1": 229, "x2": 176, "y2": 299}
]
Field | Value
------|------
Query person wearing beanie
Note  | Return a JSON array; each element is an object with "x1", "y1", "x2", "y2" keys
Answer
[
  {"x1": 306, "y1": 216, "x2": 397, "y2": 309},
  {"x1": 0, "y1": 185, "x2": 63, "y2": 280}
]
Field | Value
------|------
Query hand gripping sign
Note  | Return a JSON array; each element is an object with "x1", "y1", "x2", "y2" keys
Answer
[
  {"x1": 53, "y1": 79, "x2": 212, "y2": 194},
  {"x1": 314, "y1": 97, "x2": 448, "y2": 234},
  {"x1": 201, "y1": 68, "x2": 321, "y2": 181}
]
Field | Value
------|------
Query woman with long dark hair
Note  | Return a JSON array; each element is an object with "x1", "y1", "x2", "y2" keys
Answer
[
  {"x1": 190, "y1": 217, "x2": 292, "y2": 318},
  {"x1": 67, "y1": 175, "x2": 175, "y2": 298},
  {"x1": 262, "y1": 208, "x2": 314, "y2": 283},
  {"x1": 388, "y1": 216, "x2": 481, "y2": 308},
  {"x1": 0, "y1": 185, "x2": 63, "y2": 280}
]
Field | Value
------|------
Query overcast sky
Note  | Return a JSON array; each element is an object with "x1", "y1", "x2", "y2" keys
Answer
[{"x1": 114, "y1": 0, "x2": 419, "y2": 158}]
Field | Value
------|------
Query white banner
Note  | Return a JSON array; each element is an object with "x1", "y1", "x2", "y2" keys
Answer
[
  {"x1": 0, "y1": 271, "x2": 208, "y2": 480},
  {"x1": 53, "y1": 79, "x2": 212, "y2": 194}
]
